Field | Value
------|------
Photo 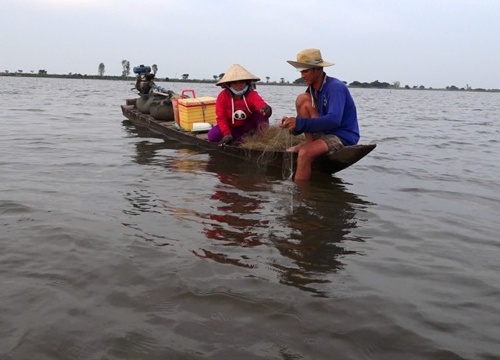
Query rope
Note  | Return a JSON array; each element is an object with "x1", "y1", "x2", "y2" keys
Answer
[{"x1": 282, "y1": 131, "x2": 294, "y2": 180}]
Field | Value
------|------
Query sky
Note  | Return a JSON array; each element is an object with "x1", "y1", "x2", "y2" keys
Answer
[{"x1": 1, "y1": 0, "x2": 499, "y2": 89}]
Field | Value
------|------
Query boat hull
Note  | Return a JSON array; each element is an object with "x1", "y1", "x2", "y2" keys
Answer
[{"x1": 121, "y1": 102, "x2": 376, "y2": 176}]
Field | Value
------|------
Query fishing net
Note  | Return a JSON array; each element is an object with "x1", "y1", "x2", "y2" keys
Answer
[
  {"x1": 240, "y1": 126, "x2": 305, "y2": 180},
  {"x1": 240, "y1": 126, "x2": 304, "y2": 151}
]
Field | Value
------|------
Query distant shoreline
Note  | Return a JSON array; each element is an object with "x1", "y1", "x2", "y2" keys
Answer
[{"x1": 1, "y1": 72, "x2": 498, "y2": 92}]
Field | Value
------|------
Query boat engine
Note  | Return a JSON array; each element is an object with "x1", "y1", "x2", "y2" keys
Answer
[{"x1": 133, "y1": 65, "x2": 155, "y2": 95}]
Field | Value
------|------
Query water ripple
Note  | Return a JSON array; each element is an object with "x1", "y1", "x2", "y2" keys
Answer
[{"x1": 1, "y1": 77, "x2": 499, "y2": 359}]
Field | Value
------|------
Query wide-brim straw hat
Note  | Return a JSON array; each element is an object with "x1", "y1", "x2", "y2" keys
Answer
[
  {"x1": 287, "y1": 48, "x2": 334, "y2": 71},
  {"x1": 216, "y1": 64, "x2": 260, "y2": 86}
]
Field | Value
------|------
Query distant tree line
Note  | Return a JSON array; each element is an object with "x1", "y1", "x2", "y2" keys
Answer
[{"x1": 1, "y1": 62, "x2": 497, "y2": 92}]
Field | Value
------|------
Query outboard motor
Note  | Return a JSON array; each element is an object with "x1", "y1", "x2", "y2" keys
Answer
[
  {"x1": 132, "y1": 64, "x2": 179, "y2": 120},
  {"x1": 133, "y1": 65, "x2": 155, "y2": 95},
  {"x1": 133, "y1": 65, "x2": 151, "y2": 75}
]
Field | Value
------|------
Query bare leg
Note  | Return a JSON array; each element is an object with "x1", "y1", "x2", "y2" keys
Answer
[
  {"x1": 294, "y1": 139, "x2": 329, "y2": 180},
  {"x1": 287, "y1": 93, "x2": 318, "y2": 152},
  {"x1": 293, "y1": 93, "x2": 327, "y2": 180}
]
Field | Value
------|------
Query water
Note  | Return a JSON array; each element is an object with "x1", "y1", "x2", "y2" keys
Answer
[{"x1": 1, "y1": 77, "x2": 499, "y2": 360}]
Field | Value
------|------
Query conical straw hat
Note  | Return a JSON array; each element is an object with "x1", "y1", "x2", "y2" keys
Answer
[{"x1": 216, "y1": 64, "x2": 260, "y2": 86}]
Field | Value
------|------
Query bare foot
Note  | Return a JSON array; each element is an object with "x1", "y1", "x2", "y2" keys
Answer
[{"x1": 286, "y1": 144, "x2": 303, "y2": 152}]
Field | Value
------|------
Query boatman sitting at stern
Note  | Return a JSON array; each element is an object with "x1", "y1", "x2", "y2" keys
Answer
[{"x1": 280, "y1": 48, "x2": 360, "y2": 181}]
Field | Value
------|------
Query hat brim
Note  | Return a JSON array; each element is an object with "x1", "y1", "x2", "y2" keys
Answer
[
  {"x1": 216, "y1": 77, "x2": 260, "y2": 86},
  {"x1": 215, "y1": 64, "x2": 261, "y2": 86},
  {"x1": 287, "y1": 60, "x2": 334, "y2": 70}
]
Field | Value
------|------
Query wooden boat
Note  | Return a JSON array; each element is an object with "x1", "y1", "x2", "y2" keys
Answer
[{"x1": 121, "y1": 97, "x2": 376, "y2": 176}]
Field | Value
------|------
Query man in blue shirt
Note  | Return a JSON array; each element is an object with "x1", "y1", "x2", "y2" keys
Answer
[{"x1": 280, "y1": 48, "x2": 360, "y2": 181}]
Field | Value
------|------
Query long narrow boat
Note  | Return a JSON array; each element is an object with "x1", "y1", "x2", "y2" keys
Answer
[{"x1": 121, "y1": 98, "x2": 376, "y2": 176}]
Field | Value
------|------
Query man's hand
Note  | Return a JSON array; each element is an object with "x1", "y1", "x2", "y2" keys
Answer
[
  {"x1": 218, "y1": 134, "x2": 233, "y2": 146},
  {"x1": 280, "y1": 116, "x2": 297, "y2": 129},
  {"x1": 280, "y1": 117, "x2": 300, "y2": 135}
]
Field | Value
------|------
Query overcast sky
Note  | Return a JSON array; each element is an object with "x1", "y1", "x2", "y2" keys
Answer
[{"x1": 1, "y1": 0, "x2": 499, "y2": 89}]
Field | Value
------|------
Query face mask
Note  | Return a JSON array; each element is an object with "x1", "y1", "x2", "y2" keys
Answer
[{"x1": 229, "y1": 84, "x2": 249, "y2": 96}]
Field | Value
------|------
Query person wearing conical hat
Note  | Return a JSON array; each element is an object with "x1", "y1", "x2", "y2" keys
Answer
[
  {"x1": 279, "y1": 48, "x2": 360, "y2": 181},
  {"x1": 207, "y1": 64, "x2": 272, "y2": 146}
]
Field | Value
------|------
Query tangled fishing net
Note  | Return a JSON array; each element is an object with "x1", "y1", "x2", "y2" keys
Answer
[
  {"x1": 240, "y1": 126, "x2": 304, "y2": 151},
  {"x1": 240, "y1": 126, "x2": 305, "y2": 179}
]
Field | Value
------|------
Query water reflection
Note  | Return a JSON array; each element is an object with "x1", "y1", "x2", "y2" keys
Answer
[
  {"x1": 122, "y1": 120, "x2": 172, "y2": 166},
  {"x1": 198, "y1": 153, "x2": 373, "y2": 297},
  {"x1": 271, "y1": 180, "x2": 370, "y2": 296},
  {"x1": 191, "y1": 153, "x2": 276, "y2": 266},
  {"x1": 196, "y1": 175, "x2": 271, "y2": 245},
  {"x1": 122, "y1": 119, "x2": 159, "y2": 139},
  {"x1": 124, "y1": 121, "x2": 374, "y2": 296}
]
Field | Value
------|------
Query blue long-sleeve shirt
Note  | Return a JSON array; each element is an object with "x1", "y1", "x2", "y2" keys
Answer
[{"x1": 295, "y1": 76, "x2": 360, "y2": 146}]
